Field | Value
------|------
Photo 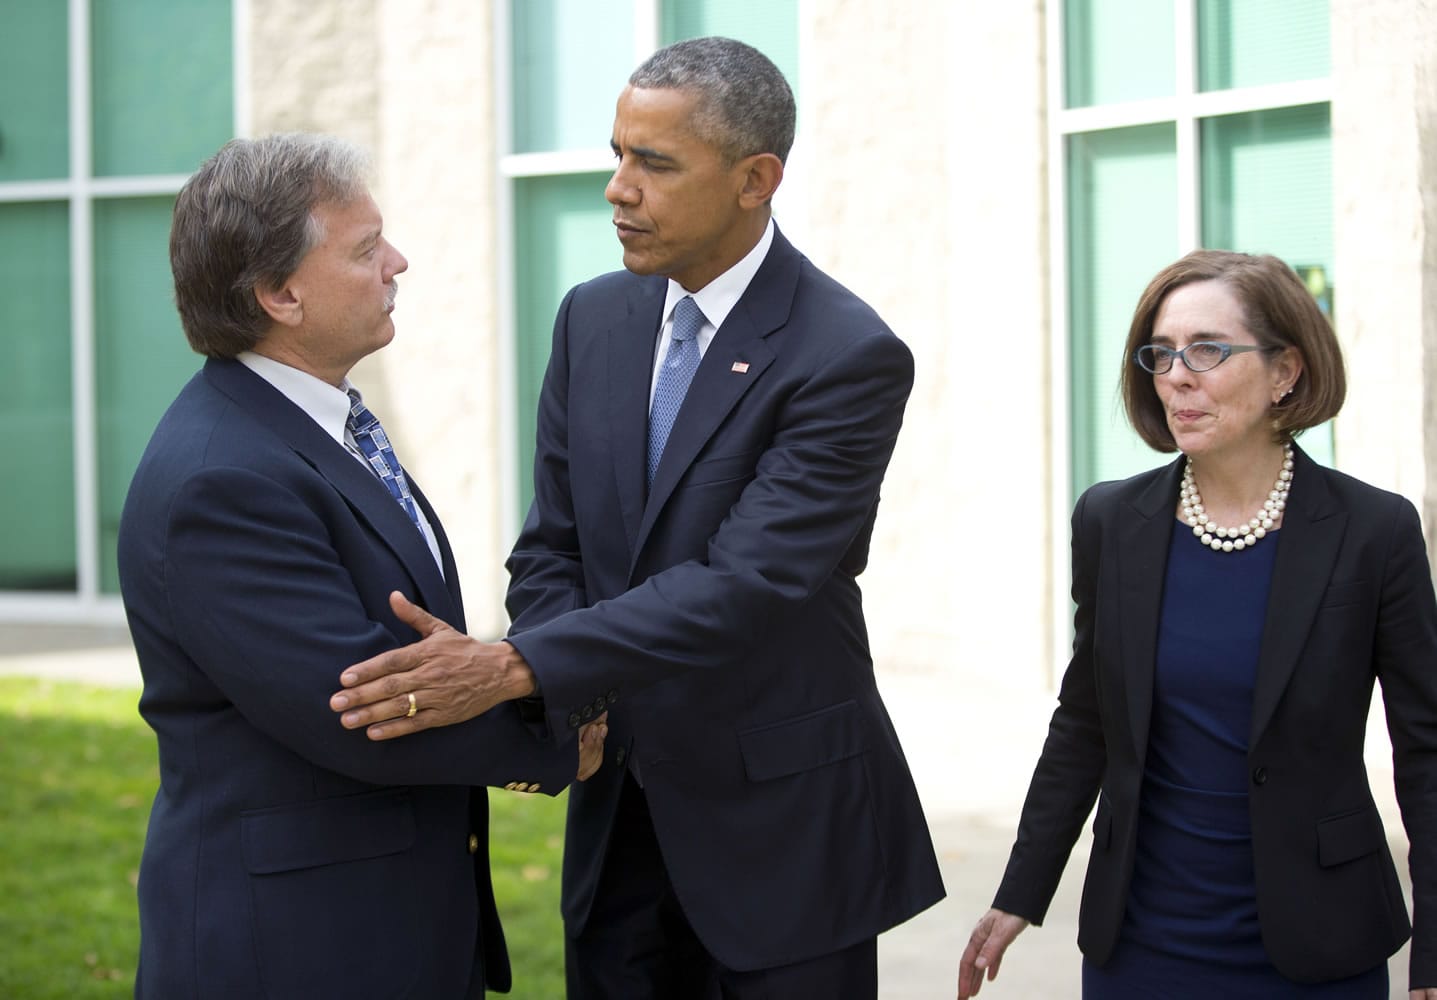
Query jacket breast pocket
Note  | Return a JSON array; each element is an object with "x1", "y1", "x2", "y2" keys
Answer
[
  {"x1": 684, "y1": 449, "x2": 761, "y2": 488},
  {"x1": 1319, "y1": 580, "x2": 1369, "y2": 610},
  {"x1": 738, "y1": 700, "x2": 867, "y2": 782},
  {"x1": 241, "y1": 789, "x2": 421, "y2": 998}
]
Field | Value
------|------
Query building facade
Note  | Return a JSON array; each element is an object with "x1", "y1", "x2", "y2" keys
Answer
[{"x1": 5, "y1": 0, "x2": 1435, "y2": 693}]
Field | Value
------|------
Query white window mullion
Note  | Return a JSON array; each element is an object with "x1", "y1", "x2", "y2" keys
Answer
[
  {"x1": 493, "y1": 0, "x2": 520, "y2": 538},
  {"x1": 1046, "y1": 0, "x2": 1071, "y2": 687},
  {"x1": 1175, "y1": 0, "x2": 1200, "y2": 251},
  {"x1": 233, "y1": 0, "x2": 252, "y2": 137},
  {"x1": 69, "y1": 0, "x2": 100, "y2": 606},
  {"x1": 633, "y1": 0, "x2": 660, "y2": 60}
]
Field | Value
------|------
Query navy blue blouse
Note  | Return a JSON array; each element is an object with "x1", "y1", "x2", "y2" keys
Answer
[{"x1": 1082, "y1": 525, "x2": 1387, "y2": 999}]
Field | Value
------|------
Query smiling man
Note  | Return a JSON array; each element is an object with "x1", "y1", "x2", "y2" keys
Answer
[
  {"x1": 118, "y1": 133, "x2": 602, "y2": 1000},
  {"x1": 330, "y1": 39, "x2": 944, "y2": 999}
]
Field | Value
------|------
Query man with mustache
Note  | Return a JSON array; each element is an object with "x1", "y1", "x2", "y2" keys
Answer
[{"x1": 118, "y1": 133, "x2": 603, "y2": 999}]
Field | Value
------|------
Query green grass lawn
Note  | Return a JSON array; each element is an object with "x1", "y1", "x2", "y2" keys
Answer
[{"x1": 0, "y1": 676, "x2": 569, "y2": 999}]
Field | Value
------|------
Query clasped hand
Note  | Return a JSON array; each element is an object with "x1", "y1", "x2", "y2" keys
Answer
[{"x1": 328, "y1": 591, "x2": 606, "y2": 780}]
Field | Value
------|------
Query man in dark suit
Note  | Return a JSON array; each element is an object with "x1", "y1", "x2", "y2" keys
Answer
[
  {"x1": 331, "y1": 38, "x2": 943, "y2": 998},
  {"x1": 118, "y1": 133, "x2": 603, "y2": 1000}
]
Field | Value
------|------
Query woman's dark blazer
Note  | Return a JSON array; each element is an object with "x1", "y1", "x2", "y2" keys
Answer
[{"x1": 992, "y1": 445, "x2": 1437, "y2": 987}]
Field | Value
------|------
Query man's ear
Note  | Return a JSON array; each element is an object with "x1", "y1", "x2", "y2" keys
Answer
[
  {"x1": 737, "y1": 152, "x2": 784, "y2": 209},
  {"x1": 254, "y1": 281, "x2": 302, "y2": 328}
]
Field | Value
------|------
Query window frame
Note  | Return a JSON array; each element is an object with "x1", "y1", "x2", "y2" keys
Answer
[
  {"x1": 0, "y1": 0, "x2": 246, "y2": 622},
  {"x1": 492, "y1": 0, "x2": 809, "y2": 536},
  {"x1": 1044, "y1": 0, "x2": 1332, "y2": 676}
]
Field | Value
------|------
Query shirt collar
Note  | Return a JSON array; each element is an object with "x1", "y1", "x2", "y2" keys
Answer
[
  {"x1": 237, "y1": 350, "x2": 356, "y2": 447},
  {"x1": 662, "y1": 217, "x2": 775, "y2": 329}
]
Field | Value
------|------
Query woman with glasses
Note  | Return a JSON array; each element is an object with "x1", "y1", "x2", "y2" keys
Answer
[{"x1": 956, "y1": 250, "x2": 1437, "y2": 999}]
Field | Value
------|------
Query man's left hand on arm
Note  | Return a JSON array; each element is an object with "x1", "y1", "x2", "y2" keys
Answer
[{"x1": 329, "y1": 591, "x2": 537, "y2": 740}]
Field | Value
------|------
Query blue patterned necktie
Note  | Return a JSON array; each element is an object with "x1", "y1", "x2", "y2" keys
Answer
[
  {"x1": 647, "y1": 295, "x2": 705, "y2": 487},
  {"x1": 346, "y1": 389, "x2": 423, "y2": 531}
]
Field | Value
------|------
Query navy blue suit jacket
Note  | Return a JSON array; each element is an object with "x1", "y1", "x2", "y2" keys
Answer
[
  {"x1": 503, "y1": 228, "x2": 945, "y2": 971},
  {"x1": 993, "y1": 447, "x2": 1437, "y2": 987},
  {"x1": 118, "y1": 359, "x2": 575, "y2": 999}
]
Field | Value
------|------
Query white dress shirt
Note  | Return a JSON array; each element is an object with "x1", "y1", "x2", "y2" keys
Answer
[
  {"x1": 237, "y1": 351, "x2": 444, "y2": 572},
  {"x1": 647, "y1": 218, "x2": 776, "y2": 409}
]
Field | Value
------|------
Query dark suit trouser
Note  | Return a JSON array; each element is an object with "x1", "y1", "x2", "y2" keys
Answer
[{"x1": 565, "y1": 773, "x2": 878, "y2": 1000}]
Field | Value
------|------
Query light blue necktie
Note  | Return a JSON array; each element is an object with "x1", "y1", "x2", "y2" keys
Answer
[
  {"x1": 647, "y1": 295, "x2": 704, "y2": 487},
  {"x1": 346, "y1": 389, "x2": 423, "y2": 532}
]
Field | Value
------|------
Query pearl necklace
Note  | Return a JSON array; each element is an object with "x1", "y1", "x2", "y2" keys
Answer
[{"x1": 1180, "y1": 443, "x2": 1294, "y2": 553}]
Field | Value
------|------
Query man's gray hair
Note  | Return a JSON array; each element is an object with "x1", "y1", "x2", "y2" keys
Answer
[
  {"x1": 630, "y1": 36, "x2": 796, "y2": 165},
  {"x1": 170, "y1": 133, "x2": 370, "y2": 358}
]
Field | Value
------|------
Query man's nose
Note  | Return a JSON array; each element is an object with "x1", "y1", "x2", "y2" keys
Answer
[{"x1": 605, "y1": 164, "x2": 637, "y2": 206}]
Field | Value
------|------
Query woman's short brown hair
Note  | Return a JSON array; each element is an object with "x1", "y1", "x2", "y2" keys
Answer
[{"x1": 1120, "y1": 249, "x2": 1346, "y2": 452}]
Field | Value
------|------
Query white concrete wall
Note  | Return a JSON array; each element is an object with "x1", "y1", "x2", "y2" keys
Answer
[
  {"x1": 247, "y1": 0, "x2": 512, "y2": 637},
  {"x1": 800, "y1": 2, "x2": 1054, "y2": 688},
  {"x1": 1331, "y1": 0, "x2": 1437, "y2": 566}
]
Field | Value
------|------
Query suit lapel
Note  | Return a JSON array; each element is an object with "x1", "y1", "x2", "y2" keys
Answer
[
  {"x1": 410, "y1": 481, "x2": 466, "y2": 632},
  {"x1": 632, "y1": 231, "x2": 799, "y2": 560},
  {"x1": 202, "y1": 359, "x2": 459, "y2": 626},
  {"x1": 1116, "y1": 459, "x2": 1182, "y2": 760},
  {"x1": 609, "y1": 279, "x2": 667, "y2": 557},
  {"x1": 1250, "y1": 447, "x2": 1346, "y2": 743}
]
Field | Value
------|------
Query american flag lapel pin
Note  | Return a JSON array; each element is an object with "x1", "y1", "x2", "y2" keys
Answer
[{"x1": 730, "y1": 361, "x2": 750, "y2": 374}]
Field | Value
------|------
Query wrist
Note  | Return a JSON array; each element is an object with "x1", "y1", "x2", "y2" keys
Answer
[{"x1": 498, "y1": 641, "x2": 537, "y2": 699}]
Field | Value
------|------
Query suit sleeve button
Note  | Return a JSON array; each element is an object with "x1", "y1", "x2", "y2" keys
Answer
[
  {"x1": 468, "y1": 833, "x2": 480, "y2": 855},
  {"x1": 607, "y1": 689, "x2": 619, "y2": 703},
  {"x1": 615, "y1": 747, "x2": 627, "y2": 765},
  {"x1": 567, "y1": 712, "x2": 582, "y2": 729},
  {"x1": 529, "y1": 783, "x2": 541, "y2": 793},
  {"x1": 581, "y1": 705, "x2": 594, "y2": 721},
  {"x1": 1252, "y1": 767, "x2": 1267, "y2": 785}
]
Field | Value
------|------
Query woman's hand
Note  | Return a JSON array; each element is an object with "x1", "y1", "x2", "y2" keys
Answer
[
  {"x1": 957, "y1": 908, "x2": 1029, "y2": 998},
  {"x1": 1410, "y1": 989, "x2": 1437, "y2": 999}
]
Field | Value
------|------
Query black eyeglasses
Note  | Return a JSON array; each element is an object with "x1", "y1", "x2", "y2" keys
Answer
[{"x1": 1133, "y1": 341, "x2": 1272, "y2": 374}]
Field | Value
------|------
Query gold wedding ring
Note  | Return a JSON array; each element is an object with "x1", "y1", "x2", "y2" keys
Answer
[{"x1": 406, "y1": 692, "x2": 417, "y2": 718}]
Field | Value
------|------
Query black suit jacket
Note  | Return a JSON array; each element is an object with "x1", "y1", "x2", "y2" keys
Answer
[
  {"x1": 118, "y1": 359, "x2": 575, "y2": 999},
  {"x1": 503, "y1": 228, "x2": 945, "y2": 971},
  {"x1": 993, "y1": 446, "x2": 1437, "y2": 986}
]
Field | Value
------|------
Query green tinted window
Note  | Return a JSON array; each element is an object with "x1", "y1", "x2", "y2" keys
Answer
[
  {"x1": 1198, "y1": 0, "x2": 1329, "y2": 92},
  {"x1": 1, "y1": 202, "x2": 76, "y2": 590},
  {"x1": 1065, "y1": 0, "x2": 1175, "y2": 108},
  {"x1": 513, "y1": 173, "x2": 619, "y2": 512},
  {"x1": 661, "y1": 1, "x2": 799, "y2": 98},
  {"x1": 94, "y1": 196, "x2": 201, "y2": 593},
  {"x1": 512, "y1": 0, "x2": 635, "y2": 153},
  {"x1": 1068, "y1": 124, "x2": 1178, "y2": 494},
  {"x1": 91, "y1": 0, "x2": 233, "y2": 176},
  {"x1": 1202, "y1": 103, "x2": 1334, "y2": 464},
  {"x1": 0, "y1": 0, "x2": 68, "y2": 181}
]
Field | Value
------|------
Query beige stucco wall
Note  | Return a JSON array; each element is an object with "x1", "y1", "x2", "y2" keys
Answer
[
  {"x1": 799, "y1": 2, "x2": 1054, "y2": 686},
  {"x1": 1331, "y1": 0, "x2": 1437, "y2": 565},
  {"x1": 247, "y1": 0, "x2": 511, "y2": 636}
]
